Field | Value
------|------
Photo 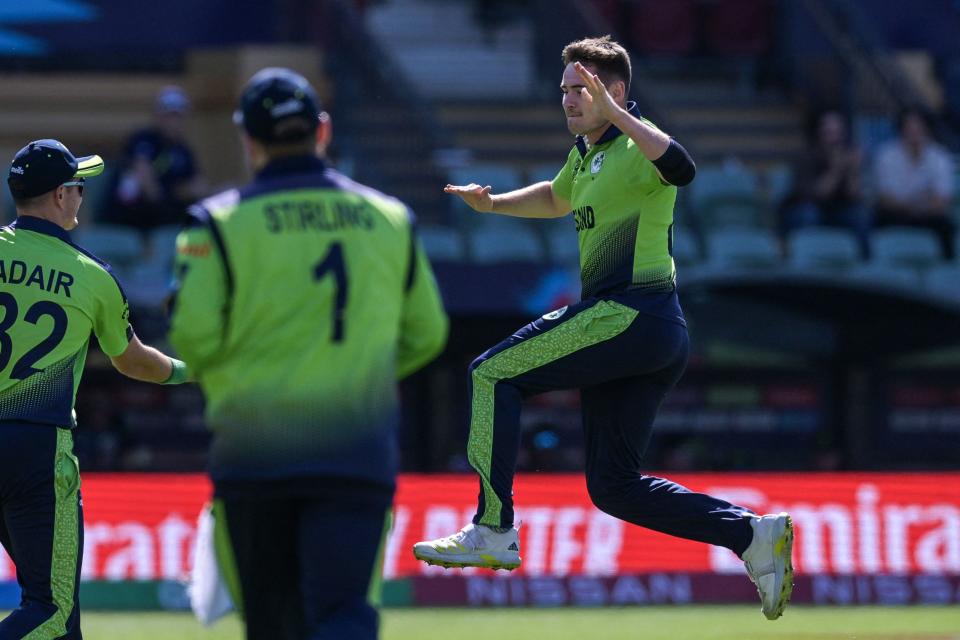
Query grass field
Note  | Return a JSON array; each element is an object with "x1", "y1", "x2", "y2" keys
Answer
[{"x1": 11, "y1": 606, "x2": 957, "y2": 639}]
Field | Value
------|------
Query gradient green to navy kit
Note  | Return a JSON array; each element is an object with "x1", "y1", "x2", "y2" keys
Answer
[
  {"x1": 168, "y1": 158, "x2": 447, "y2": 486},
  {"x1": 0, "y1": 217, "x2": 131, "y2": 427},
  {"x1": 552, "y1": 112, "x2": 678, "y2": 299}
]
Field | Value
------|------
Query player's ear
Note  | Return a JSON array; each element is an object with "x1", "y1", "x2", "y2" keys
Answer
[
  {"x1": 611, "y1": 79, "x2": 626, "y2": 103},
  {"x1": 316, "y1": 112, "x2": 332, "y2": 155}
]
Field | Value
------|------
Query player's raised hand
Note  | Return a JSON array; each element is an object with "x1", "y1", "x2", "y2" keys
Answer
[
  {"x1": 573, "y1": 61, "x2": 619, "y2": 120},
  {"x1": 444, "y1": 183, "x2": 494, "y2": 213}
]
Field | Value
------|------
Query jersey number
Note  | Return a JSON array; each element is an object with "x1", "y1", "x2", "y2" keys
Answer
[
  {"x1": 313, "y1": 242, "x2": 349, "y2": 343},
  {"x1": 0, "y1": 293, "x2": 69, "y2": 379}
]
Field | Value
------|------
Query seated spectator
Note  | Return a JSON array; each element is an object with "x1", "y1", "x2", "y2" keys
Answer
[
  {"x1": 780, "y1": 109, "x2": 870, "y2": 255},
  {"x1": 873, "y1": 106, "x2": 956, "y2": 258},
  {"x1": 103, "y1": 86, "x2": 206, "y2": 232}
]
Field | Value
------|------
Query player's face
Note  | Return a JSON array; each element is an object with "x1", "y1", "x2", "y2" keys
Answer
[
  {"x1": 59, "y1": 184, "x2": 84, "y2": 230},
  {"x1": 561, "y1": 62, "x2": 608, "y2": 138}
]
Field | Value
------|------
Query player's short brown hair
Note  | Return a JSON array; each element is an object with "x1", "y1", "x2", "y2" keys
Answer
[{"x1": 562, "y1": 35, "x2": 632, "y2": 94}]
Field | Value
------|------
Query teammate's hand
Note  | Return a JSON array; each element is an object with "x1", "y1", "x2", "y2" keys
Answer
[
  {"x1": 444, "y1": 183, "x2": 494, "y2": 213},
  {"x1": 573, "y1": 61, "x2": 619, "y2": 120}
]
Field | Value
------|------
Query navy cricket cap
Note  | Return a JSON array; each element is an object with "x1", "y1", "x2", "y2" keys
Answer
[
  {"x1": 7, "y1": 139, "x2": 104, "y2": 199},
  {"x1": 233, "y1": 67, "x2": 322, "y2": 143}
]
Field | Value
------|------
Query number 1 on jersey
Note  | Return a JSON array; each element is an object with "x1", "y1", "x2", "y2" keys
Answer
[{"x1": 313, "y1": 242, "x2": 349, "y2": 342}]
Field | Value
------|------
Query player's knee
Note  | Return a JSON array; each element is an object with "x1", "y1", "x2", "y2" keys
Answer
[
  {"x1": 586, "y1": 476, "x2": 624, "y2": 518},
  {"x1": 468, "y1": 355, "x2": 486, "y2": 376}
]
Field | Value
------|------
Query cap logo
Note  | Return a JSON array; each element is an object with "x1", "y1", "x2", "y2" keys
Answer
[
  {"x1": 270, "y1": 98, "x2": 304, "y2": 117},
  {"x1": 9, "y1": 166, "x2": 24, "y2": 175}
]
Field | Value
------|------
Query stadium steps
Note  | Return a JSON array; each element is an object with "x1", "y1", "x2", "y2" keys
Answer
[
  {"x1": 0, "y1": 74, "x2": 178, "y2": 151},
  {"x1": 435, "y1": 102, "x2": 575, "y2": 174},
  {"x1": 632, "y1": 64, "x2": 806, "y2": 171},
  {"x1": 364, "y1": 0, "x2": 535, "y2": 100},
  {"x1": 347, "y1": 104, "x2": 451, "y2": 221}
]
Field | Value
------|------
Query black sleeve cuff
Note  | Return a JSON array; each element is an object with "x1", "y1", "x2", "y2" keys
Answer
[{"x1": 652, "y1": 139, "x2": 696, "y2": 187}]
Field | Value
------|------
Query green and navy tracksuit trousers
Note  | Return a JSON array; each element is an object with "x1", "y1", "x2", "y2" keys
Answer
[
  {"x1": 467, "y1": 287, "x2": 755, "y2": 556},
  {"x1": 0, "y1": 421, "x2": 83, "y2": 640}
]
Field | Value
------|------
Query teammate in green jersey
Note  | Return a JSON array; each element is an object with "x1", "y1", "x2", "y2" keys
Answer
[
  {"x1": 0, "y1": 139, "x2": 189, "y2": 639},
  {"x1": 168, "y1": 68, "x2": 448, "y2": 640},
  {"x1": 414, "y1": 36, "x2": 794, "y2": 621}
]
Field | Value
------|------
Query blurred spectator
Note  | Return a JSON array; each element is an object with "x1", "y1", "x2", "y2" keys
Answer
[
  {"x1": 780, "y1": 110, "x2": 870, "y2": 255},
  {"x1": 103, "y1": 86, "x2": 206, "y2": 231},
  {"x1": 873, "y1": 107, "x2": 956, "y2": 258}
]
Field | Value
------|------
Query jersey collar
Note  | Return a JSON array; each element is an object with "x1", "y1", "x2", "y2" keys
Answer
[
  {"x1": 10, "y1": 215, "x2": 71, "y2": 242},
  {"x1": 256, "y1": 154, "x2": 328, "y2": 180},
  {"x1": 575, "y1": 101, "x2": 642, "y2": 157}
]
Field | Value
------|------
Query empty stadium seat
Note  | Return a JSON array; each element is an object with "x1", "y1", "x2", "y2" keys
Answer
[
  {"x1": 764, "y1": 164, "x2": 793, "y2": 208},
  {"x1": 923, "y1": 264, "x2": 960, "y2": 301},
  {"x1": 544, "y1": 220, "x2": 578, "y2": 265},
  {"x1": 870, "y1": 227, "x2": 943, "y2": 268},
  {"x1": 689, "y1": 163, "x2": 764, "y2": 230},
  {"x1": 671, "y1": 225, "x2": 703, "y2": 266},
  {"x1": 418, "y1": 224, "x2": 466, "y2": 262},
  {"x1": 73, "y1": 224, "x2": 144, "y2": 271},
  {"x1": 468, "y1": 225, "x2": 545, "y2": 264},
  {"x1": 147, "y1": 224, "x2": 181, "y2": 271},
  {"x1": 705, "y1": 228, "x2": 781, "y2": 269},
  {"x1": 786, "y1": 228, "x2": 861, "y2": 271},
  {"x1": 845, "y1": 263, "x2": 920, "y2": 290}
]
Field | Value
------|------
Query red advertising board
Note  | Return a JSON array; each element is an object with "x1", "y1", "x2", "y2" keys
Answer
[{"x1": 0, "y1": 473, "x2": 957, "y2": 581}]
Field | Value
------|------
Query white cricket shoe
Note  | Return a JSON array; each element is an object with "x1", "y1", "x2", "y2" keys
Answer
[
  {"x1": 742, "y1": 512, "x2": 795, "y2": 620},
  {"x1": 413, "y1": 523, "x2": 521, "y2": 571}
]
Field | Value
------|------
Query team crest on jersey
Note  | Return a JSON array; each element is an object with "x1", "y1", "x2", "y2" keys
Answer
[
  {"x1": 542, "y1": 306, "x2": 568, "y2": 321},
  {"x1": 590, "y1": 152, "x2": 605, "y2": 174}
]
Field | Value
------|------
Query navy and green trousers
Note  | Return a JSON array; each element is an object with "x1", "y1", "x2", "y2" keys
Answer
[
  {"x1": 211, "y1": 479, "x2": 393, "y2": 640},
  {"x1": 467, "y1": 288, "x2": 755, "y2": 555},
  {"x1": 0, "y1": 421, "x2": 83, "y2": 640}
]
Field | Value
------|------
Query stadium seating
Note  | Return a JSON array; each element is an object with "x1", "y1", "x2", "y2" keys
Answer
[
  {"x1": 688, "y1": 163, "x2": 764, "y2": 230},
  {"x1": 468, "y1": 224, "x2": 545, "y2": 264},
  {"x1": 870, "y1": 227, "x2": 943, "y2": 268},
  {"x1": 73, "y1": 224, "x2": 144, "y2": 273},
  {"x1": 629, "y1": 0, "x2": 696, "y2": 55},
  {"x1": 527, "y1": 163, "x2": 560, "y2": 185},
  {"x1": 671, "y1": 225, "x2": 703, "y2": 267},
  {"x1": 704, "y1": 227, "x2": 781, "y2": 269},
  {"x1": 702, "y1": 0, "x2": 773, "y2": 56},
  {"x1": 418, "y1": 224, "x2": 466, "y2": 262},
  {"x1": 147, "y1": 224, "x2": 181, "y2": 271},
  {"x1": 763, "y1": 164, "x2": 793, "y2": 209},
  {"x1": 786, "y1": 227, "x2": 861, "y2": 272},
  {"x1": 544, "y1": 220, "x2": 578, "y2": 265},
  {"x1": 845, "y1": 263, "x2": 921, "y2": 290},
  {"x1": 923, "y1": 264, "x2": 960, "y2": 301}
]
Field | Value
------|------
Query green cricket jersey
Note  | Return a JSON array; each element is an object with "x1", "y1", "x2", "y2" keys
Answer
[
  {"x1": 167, "y1": 155, "x2": 448, "y2": 485},
  {"x1": 0, "y1": 216, "x2": 132, "y2": 427},
  {"x1": 552, "y1": 103, "x2": 678, "y2": 299}
]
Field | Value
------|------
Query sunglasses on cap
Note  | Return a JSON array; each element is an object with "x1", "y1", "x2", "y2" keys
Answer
[{"x1": 61, "y1": 179, "x2": 85, "y2": 196}]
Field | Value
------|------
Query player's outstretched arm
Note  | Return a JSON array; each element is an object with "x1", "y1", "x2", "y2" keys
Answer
[
  {"x1": 110, "y1": 335, "x2": 189, "y2": 384},
  {"x1": 444, "y1": 181, "x2": 570, "y2": 219}
]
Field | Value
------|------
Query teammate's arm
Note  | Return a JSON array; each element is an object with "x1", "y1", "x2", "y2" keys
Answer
[
  {"x1": 93, "y1": 268, "x2": 189, "y2": 385},
  {"x1": 397, "y1": 235, "x2": 448, "y2": 379},
  {"x1": 110, "y1": 335, "x2": 187, "y2": 384},
  {"x1": 167, "y1": 215, "x2": 229, "y2": 375},
  {"x1": 443, "y1": 181, "x2": 571, "y2": 219}
]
